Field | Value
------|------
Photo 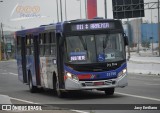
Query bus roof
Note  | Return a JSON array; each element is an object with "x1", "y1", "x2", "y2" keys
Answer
[
  {"x1": 15, "y1": 23, "x2": 56, "y2": 36},
  {"x1": 64, "y1": 18, "x2": 119, "y2": 24}
]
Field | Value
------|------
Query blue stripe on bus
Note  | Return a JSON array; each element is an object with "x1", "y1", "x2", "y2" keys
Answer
[{"x1": 64, "y1": 63, "x2": 127, "y2": 79}]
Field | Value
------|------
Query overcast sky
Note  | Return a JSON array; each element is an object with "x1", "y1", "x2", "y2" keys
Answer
[{"x1": 0, "y1": 0, "x2": 158, "y2": 31}]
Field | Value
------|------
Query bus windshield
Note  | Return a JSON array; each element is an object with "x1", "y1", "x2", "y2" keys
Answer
[{"x1": 64, "y1": 33, "x2": 125, "y2": 64}]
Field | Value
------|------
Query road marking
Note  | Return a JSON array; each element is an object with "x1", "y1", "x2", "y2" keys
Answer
[
  {"x1": 0, "y1": 72, "x2": 18, "y2": 76},
  {"x1": 1, "y1": 73, "x2": 9, "y2": 74},
  {"x1": 144, "y1": 83, "x2": 160, "y2": 86},
  {"x1": 0, "y1": 60, "x2": 16, "y2": 63},
  {"x1": 10, "y1": 97, "x2": 39, "y2": 104},
  {"x1": 10, "y1": 97, "x2": 89, "y2": 113},
  {"x1": 115, "y1": 92, "x2": 160, "y2": 102},
  {"x1": 9, "y1": 72, "x2": 18, "y2": 76},
  {"x1": 71, "y1": 110, "x2": 89, "y2": 113}
]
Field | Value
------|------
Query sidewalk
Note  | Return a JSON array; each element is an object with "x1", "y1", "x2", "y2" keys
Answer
[
  {"x1": 127, "y1": 53, "x2": 160, "y2": 75},
  {"x1": 129, "y1": 56, "x2": 160, "y2": 64},
  {"x1": 0, "y1": 95, "x2": 11, "y2": 104}
]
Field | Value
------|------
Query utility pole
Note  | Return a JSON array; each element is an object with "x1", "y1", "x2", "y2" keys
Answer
[
  {"x1": 104, "y1": 0, "x2": 107, "y2": 19},
  {"x1": 85, "y1": 0, "x2": 87, "y2": 19},
  {"x1": 151, "y1": 9, "x2": 154, "y2": 54},
  {"x1": 0, "y1": 0, "x2": 3, "y2": 60},
  {"x1": 60, "y1": 0, "x2": 63, "y2": 21},
  {"x1": 137, "y1": 19, "x2": 140, "y2": 53},
  {"x1": 56, "y1": 0, "x2": 59, "y2": 22},
  {"x1": 77, "y1": 0, "x2": 82, "y2": 19},
  {"x1": 127, "y1": 19, "x2": 130, "y2": 60},
  {"x1": 65, "y1": 0, "x2": 67, "y2": 21},
  {"x1": 0, "y1": 23, "x2": 2, "y2": 60},
  {"x1": 79, "y1": 0, "x2": 82, "y2": 19},
  {"x1": 158, "y1": 0, "x2": 160, "y2": 56}
]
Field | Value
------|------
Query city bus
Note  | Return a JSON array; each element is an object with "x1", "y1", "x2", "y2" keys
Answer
[{"x1": 15, "y1": 18, "x2": 128, "y2": 97}]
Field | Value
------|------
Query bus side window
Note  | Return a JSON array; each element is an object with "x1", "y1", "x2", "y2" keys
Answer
[
  {"x1": 26, "y1": 35, "x2": 31, "y2": 55},
  {"x1": 45, "y1": 33, "x2": 51, "y2": 56},
  {"x1": 30, "y1": 35, "x2": 34, "y2": 54},
  {"x1": 39, "y1": 34, "x2": 44, "y2": 56},
  {"x1": 51, "y1": 32, "x2": 56, "y2": 57},
  {"x1": 17, "y1": 36, "x2": 21, "y2": 55}
]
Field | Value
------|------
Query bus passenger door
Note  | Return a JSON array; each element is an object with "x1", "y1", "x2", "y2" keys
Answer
[
  {"x1": 56, "y1": 33, "x2": 65, "y2": 89},
  {"x1": 33, "y1": 35, "x2": 41, "y2": 85},
  {"x1": 21, "y1": 37, "x2": 27, "y2": 83}
]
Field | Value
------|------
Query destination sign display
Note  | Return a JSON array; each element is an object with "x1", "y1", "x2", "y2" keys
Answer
[{"x1": 71, "y1": 22, "x2": 115, "y2": 31}]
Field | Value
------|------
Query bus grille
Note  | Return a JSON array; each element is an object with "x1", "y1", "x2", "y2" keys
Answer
[{"x1": 82, "y1": 80, "x2": 116, "y2": 87}]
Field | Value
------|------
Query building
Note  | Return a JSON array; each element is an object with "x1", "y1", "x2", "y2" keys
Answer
[{"x1": 123, "y1": 19, "x2": 159, "y2": 50}]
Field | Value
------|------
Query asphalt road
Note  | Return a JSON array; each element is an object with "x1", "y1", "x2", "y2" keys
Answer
[{"x1": 0, "y1": 60, "x2": 160, "y2": 113}]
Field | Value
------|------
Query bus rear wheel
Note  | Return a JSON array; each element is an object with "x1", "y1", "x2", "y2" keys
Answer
[
  {"x1": 104, "y1": 88, "x2": 115, "y2": 96},
  {"x1": 28, "y1": 73, "x2": 37, "y2": 93}
]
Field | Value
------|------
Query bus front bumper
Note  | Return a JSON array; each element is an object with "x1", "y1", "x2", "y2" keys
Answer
[{"x1": 64, "y1": 74, "x2": 128, "y2": 90}]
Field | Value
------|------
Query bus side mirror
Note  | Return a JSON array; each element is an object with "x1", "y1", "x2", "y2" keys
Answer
[{"x1": 124, "y1": 36, "x2": 129, "y2": 46}]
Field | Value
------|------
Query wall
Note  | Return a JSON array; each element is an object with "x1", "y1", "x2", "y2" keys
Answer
[{"x1": 141, "y1": 23, "x2": 158, "y2": 43}]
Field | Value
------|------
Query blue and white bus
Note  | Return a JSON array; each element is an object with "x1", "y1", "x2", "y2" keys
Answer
[{"x1": 15, "y1": 18, "x2": 128, "y2": 97}]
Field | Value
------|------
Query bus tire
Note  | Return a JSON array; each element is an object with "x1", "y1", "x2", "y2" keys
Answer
[
  {"x1": 56, "y1": 78, "x2": 65, "y2": 98},
  {"x1": 52, "y1": 73, "x2": 57, "y2": 95},
  {"x1": 104, "y1": 88, "x2": 115, "y2": 96},
  {"x1": 28, "y1": 72, "x2": 37, "y2": 93}
]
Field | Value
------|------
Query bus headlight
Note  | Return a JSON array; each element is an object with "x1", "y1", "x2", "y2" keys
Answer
[
  {"x1": 66, "y1": 72, "x2": 79, "y2": 82},
  {"x1": 118, "y1": 68, "x2": 127, "y2": 78},
  {"x1": 122, "y1": 68, "x2": 127, "y2": 74},
  {"x1": 66, "y1": 72, "x2": 72, "y2": 78}
]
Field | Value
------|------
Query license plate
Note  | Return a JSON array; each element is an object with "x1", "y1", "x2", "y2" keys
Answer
[{"x1": 94, "y1": 82, "x2": 104, "y2": 86}]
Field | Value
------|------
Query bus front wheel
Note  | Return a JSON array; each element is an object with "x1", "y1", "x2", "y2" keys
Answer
[
  {"x1": 104, "y1": 88, "x2": 115, "y2": 96},
  {"x1": 28, "y1": 73, "x2": 37, "y2": 93},
  {"x1": 56, "y1": 79, "x2": 65, "y2": 98}
]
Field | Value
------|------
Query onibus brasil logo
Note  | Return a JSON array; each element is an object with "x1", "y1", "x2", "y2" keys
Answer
[
  {"x1": 1, "y1": 105, "x2": 42, "y2": 111},
  {"x1": 10, "y1": 4, "x2": 48, "y2": 21}
]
